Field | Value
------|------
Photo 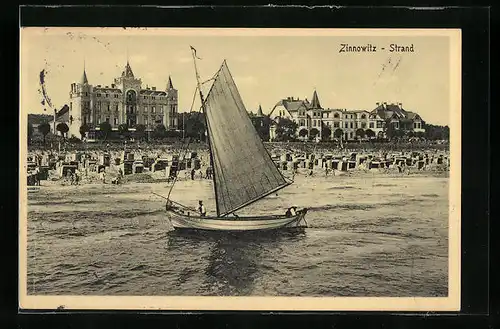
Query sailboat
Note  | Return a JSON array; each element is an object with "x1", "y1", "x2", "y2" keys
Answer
[{"x1": 164, "y1": 47, "x2": 308, "y2": 232}]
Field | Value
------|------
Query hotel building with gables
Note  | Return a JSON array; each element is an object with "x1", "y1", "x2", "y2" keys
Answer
[
  {"x1": 268, "y1": 90, "x2": 425, "y2": 142},
  {"x1": 67, "y1": 61, "x2": 178, "y2": 139}
]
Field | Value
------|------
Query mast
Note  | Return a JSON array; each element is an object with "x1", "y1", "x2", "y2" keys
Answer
[{"x1": 190, "y1": 46, "x2": 220, "y2": 216}]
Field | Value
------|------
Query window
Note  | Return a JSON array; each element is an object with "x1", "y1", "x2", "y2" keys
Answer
[
  {"x1": 345, "y1": 123, "x2": 348, "y2": 128},
  {"x1": 334, "y1": 113, "x2": 339, "y2": 118},
  {"x1": 350, "y1": 122, "x2": 353, "y2": 129},
  {"x1": 85, "y1": 92, "x2": 88, "y2": 96},
  {"x1": 105, "y1": 94, "x2": 109, "y2": 98},
  {"x1": 107, "y1": 104, "x2": 110, "y2": 111},
  {"x1": 97, "y1": 93, "x2": 101, "y2": 97},
  {"x1": 114, "y1": 94, "x2": 119, "y2": 98},
  {"x1": 313, "y1": 120, "x2": 316, "y2": 127},
  {"x1": 106, "y1": 117, "x2": 110, "y2": 123},
  {"x1": 145, "y1": 117, "x2": 148, "y2": 125},
  {"x1": 377, "y1": 121, "x2": 384, "y2": 128},
  {"x1": 350, "y1": 132, "x2": 353, "y2": 138},
  {"x1": 152, "y1": 106, "x2": 156, "y2": 113},
  {"x1": 361, "y1": 122, "x2": 366, "y2": 129},
  {"x1": 334, "y1": 122, "x2": 340, "y2": 128},
  {"x1": 114, "y1": 118, "x2": 117, "y2": 125},
  {"x1": 369, "y1": 122, "x2": 374, "y2": 128},
  {"x1": 361, "y1": 114, "x2": 366, "y2": 119}
]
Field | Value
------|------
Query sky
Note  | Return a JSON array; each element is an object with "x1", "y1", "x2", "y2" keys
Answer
[{"x1": 20, "y1": 28, "x2": 456, "y2": 126}]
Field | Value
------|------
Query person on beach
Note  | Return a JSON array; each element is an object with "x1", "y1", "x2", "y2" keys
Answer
[
  {"x1": 74, "y1": 170, "x2": 80, "y2": 185},
  {"x1": 198, "y1": 200, "x2": 206, "y2": 217},
  {"x1": 191, "y1": 168, "x2": 196, "y2": 180},
  {"x1": 100, "y1": 169, "x2": 106, "y2": 184}
]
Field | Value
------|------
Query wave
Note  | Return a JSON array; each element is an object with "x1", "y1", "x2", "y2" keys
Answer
[
  {"x1": 326, "y1": 186, "x2": 358, "y2": 190},
  {"x1": 307, "y1": 204, "x2": 375, "y2": 212}
]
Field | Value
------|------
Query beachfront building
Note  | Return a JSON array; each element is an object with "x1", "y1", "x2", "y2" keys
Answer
[
  {"x1": 268, "y1": 90, "x2": 426, "y2": 142},
  {"x1": 67, "y1": 61, "x2": 178, "y2": 139}
]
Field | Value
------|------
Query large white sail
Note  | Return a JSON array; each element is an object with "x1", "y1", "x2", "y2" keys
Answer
[{"x1": 204, "y1": 61, "x2": 290, "y2": 217}]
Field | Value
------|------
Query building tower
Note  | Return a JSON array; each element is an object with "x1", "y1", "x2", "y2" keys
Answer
[
  {"x1": 114, "y1": 61, "x2": 142, "y2": 127},
  {"x1": 165, "y1": 76, "x2": 178, "y2": 129},
  {"x1": 68, "y1": 67, "x2": 92, "y2": 138},
  {"x1": 309, "y1": 89, "x2": 323, "y2": 140}
]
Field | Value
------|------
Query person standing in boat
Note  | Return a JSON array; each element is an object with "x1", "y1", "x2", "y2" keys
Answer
[{"x1": 198, "y1": 200, "x2": 206, "y2": 217}]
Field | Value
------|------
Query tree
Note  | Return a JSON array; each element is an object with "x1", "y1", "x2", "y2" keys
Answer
[
  {"x1": 135, "y1": 124, "x2": 146, "y2": 141},
  {"x1": 407, "y1": 131, "x2": 415, "y2": 138},
  {"x1": 321, "y1": 126, "x2": 331, "y2": 141},
  {"x1": 333, "y1": 128, "x2": 343, "y2": 139},
  {"x1": 28, "y1": 123, "x2": 34, "y2": 145},
  {"x1": 274, "y1": 118, "x2": 298, "y2": 142},
  {"x1": 153, "y1": 124, "x2": 167, "y2": 139},
  {"x1": 56, "y1": 122, "x2": 69, "y2": 138},
  {"x1": 251, "y1": 115, "x2": 271, "y2": 141},
  {"x1": 165, "y1": 130, "x2": 182, "y2": 138},
  {"x1": 185, "y1": 113, "x2": 206, "y2": 141},
  {"x1": 79, "y1": 124, "x2": 90, "y2": 140},
  {"x1": 38, "y1": 122, "x2": 50, "y2": 145},
  {"x1": 365, "y1": 129, "x2": 375, "y2": 139},
  {"x1": 309, "y1": 128, "x2": 320, "y2": 140},
  {"x1": 384, "y1": 120, "x2": 397, "y2": 140},
  {"x1": 298, "y1": 128, "x2": 308, "y2": 138},
  {"x1": 442, "y1": 126, "x2": 450, "y2": 140},
  {"x1": 355, "y1": 128, "x2": 365, "y2": 139},
  {"x1": 117, "y1": 123, "x2": 129, "y2": 140},
  {"x1": 100, "y1": 122, "x2": 113, "y2": 141}
]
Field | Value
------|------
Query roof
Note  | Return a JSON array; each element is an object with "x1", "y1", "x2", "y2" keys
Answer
[
  {"x1": 94, "y1": 87, "x2": 123, "y2": 93},
  {"x1": 310, "y1": 90, "x2": 321, "y2": 109},
  {"x1": 371, "y1": 103, "x2": 407, "y2": 119},
  {"x1": 406, "y1": 111, "x2": 421, "y2": 120},
  {"x1": 56, "y1": 104, "x2": 69, "y2": 118},
  {"x1": 166, "y1": 76, "x2": 174, "y2": 89},
  {"x1": 81, "y1": 69, "x2": 88, "y2": 84},
  {"x1": 139, "y1": 89, "x2": 167, "y2": 96},
  {"x1": 122, "y1": 61, "x2": 135, "y2": 78},
  {"x1": 256, "y1": 104, "x2": 264, "y2": 116}
]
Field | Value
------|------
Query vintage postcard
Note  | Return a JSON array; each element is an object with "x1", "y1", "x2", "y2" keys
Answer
[{"x1": 19, "y1": 27, "x2": 461, "y2": 311}]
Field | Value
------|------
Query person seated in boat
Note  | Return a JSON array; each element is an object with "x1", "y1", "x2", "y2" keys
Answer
[
  {"x1": 285, "y1": 207, "x2": 292, "y2": 217},
  {"x1": 290, "y1": 206, "x2": 298, "y2": 216},
  {"x1": 198, "y1": 200, "x2": 207, "y2": 217},
  {"x1": 165, "y1": 199, "x2": 175, "y2": 211}
]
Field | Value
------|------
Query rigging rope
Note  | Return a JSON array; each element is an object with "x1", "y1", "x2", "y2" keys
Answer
[{"x1": 165, "y1": 84, "x2": 204, "y2": 202}]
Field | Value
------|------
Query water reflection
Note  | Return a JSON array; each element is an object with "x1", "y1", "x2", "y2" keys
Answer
[{"x1": 167, "y1": 229, "x2": 306, "y2": 296}]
